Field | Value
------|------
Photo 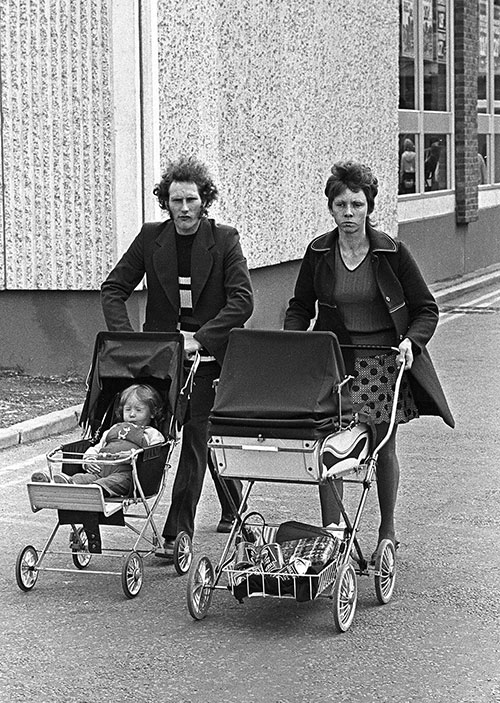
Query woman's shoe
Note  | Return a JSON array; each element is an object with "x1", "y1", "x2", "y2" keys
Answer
[
  {"x1": 370, "y1": 538, "x2": 400, "y2": 565},
  {"x1": 216, "y1": 517, "x2": 234, "y2": 534}
]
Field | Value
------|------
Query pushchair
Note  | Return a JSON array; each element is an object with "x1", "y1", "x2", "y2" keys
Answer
[
  {"x1": 15, "y1": 331, "x2": 197, "y2": 599},
  {"x1": 186, "y1": 329, "x2": 404, "y2": 632}
]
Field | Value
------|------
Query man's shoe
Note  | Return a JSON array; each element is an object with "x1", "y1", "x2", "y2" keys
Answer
[
  {"x1": 31, "y1": 471, "x2": 50, "y2": 482},
  {"x1": 155, "y1": 538, "x2": 175, "y2": 559},
  {"x1": 216, "y1": 517, "x2": 234, "y2": 534}
]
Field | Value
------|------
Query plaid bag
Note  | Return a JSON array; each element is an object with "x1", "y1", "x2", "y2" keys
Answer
[{"x1": 280, "y1": 535, "x2": 340, "y2": 567}]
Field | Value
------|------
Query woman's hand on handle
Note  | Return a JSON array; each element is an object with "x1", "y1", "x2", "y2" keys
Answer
[{"x1": 397, "y1": 338, "x2": 414, "y2": 370}]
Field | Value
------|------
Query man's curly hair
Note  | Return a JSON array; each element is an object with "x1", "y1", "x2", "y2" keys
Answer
[{"x1": 153, "y1": 156, "x2": 219, "y2": 217}]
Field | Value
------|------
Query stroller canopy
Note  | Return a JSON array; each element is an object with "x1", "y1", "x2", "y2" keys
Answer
[
  {"x1": 80, "y1": 332, "x2": 184, "y2": 437},
  {"x1": 210, "y1": 329, "x2": 352, "y2": 438}
]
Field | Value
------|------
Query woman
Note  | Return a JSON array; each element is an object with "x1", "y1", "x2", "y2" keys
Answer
[
  {"x1": 399, "y1": 138, "x2": 416, "y2": 194},
  {"x1": 284, "y1": 160, "x2": 454, "y2": 555}
]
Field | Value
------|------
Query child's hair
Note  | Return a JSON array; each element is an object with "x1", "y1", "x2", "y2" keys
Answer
[{"x1": 117, "y1": 384, "x2": 164, "y2": 427}]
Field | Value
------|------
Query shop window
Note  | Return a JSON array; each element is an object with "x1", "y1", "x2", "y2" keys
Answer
[
  {"x1": 478, "y1": 0, "x2": 500, "y2": 183},
  {"x1": 424, "y1": 134, "x2": 447, "y2": 190},
  {"x1": 399, "y1": 0, "x2": 452, "y2": 195}
]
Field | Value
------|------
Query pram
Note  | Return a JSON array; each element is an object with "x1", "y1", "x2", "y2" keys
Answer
[
  {"x1": 186, "y1": 329, "x2": 404, "y2": 632},
  {"x1": 15, "y1": 331, "x2": 197, "y2": 599}
]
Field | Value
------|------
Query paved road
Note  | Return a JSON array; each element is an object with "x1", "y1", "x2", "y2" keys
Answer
[{"x1": 1, "y1": 282, "x2": 500, "y2": 703}]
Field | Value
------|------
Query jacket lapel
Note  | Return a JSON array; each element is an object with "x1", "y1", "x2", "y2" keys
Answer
[
  {"x1": 191, "y1": 219, "x2": 215, "y2": 309},
  {"x1": 152, "y1": 220, "x2": 180, "y2": 313}
]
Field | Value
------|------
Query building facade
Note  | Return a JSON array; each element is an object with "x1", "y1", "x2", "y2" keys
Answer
[{"x1": 0, "y1": 0, "x2": 496, "y2": 375}]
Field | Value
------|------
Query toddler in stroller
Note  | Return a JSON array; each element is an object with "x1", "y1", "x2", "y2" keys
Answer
[
  {"x1": 16, "y1": 331, "x2": 196, "y2": 599},
  {"x1": 31, "y1": 384, "x2": 165, "y2": 497}
]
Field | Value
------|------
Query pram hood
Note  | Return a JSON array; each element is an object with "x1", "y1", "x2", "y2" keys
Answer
[
  {"x1": 210, "y1": 329, "x2": 353, "y2": 438},
  {"x1": 80, "y1": 331, "x2": 185, "y2": 437}
]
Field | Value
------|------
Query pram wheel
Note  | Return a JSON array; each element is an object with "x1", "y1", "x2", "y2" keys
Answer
[
  {"x1": 70, "y1": 528, "x2": 92, "y2": 569},
  {"x1": 121, "y1": 551, "x2": 144, "y2": 599},
  {"x1": 173, "y1": 531, "x2": 193, "y2": 575},
  {"x1": 332, "y1": 563, "x2": 357, "y2": 632},
  {"x1": 15, "y1": 545, "x2": 39, "y2": 591},
  {"x1": 374, "y1": 539, "x2": 396, "y2": 604},
  {"x1": 186, "y1": 555, "x2": 214, "y2": 620}
]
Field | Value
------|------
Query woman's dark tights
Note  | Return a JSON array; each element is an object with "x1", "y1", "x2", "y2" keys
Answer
[{"x1": 374, "y1": 422, "x2": 399, "y2": 544}]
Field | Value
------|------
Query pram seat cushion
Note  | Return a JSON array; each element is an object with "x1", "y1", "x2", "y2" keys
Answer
[{"x1": 209, "y1": 329, "x2": 352, "y2": 438}]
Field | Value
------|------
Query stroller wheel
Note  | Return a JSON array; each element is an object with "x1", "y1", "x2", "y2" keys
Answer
[
  {"x1": 332, "y1": 563, "x2": 357, "y2": 632},
  {"x1": 121, "y1": 551, "x2": 144, "y2": 599},
  {"x1": 374, "y1": 539, "x2": 396, "y2": 604},
  {"x1": 173, "y1": 531, "x2": 193, "y2": 575},
  {"x1": 70, "y1": 528, "x2": 92, "y2": 570},
  {"x1": 187, "y1": 555, "x2": 214, "y2": 620},
  {"x1": 15, "y1": 545, "x2": 39, "y2": 592}
]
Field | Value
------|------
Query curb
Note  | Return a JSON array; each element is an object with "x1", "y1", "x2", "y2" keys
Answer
[
  {"x1": 431, "y1": 264, "x2": 500, "y2": 303},
  {"x1": 1, "y1": 263, "x2": 500, "y2": 452},
  {"x1": 0, "y1": 404, "x2": 83, "y2": 450}
]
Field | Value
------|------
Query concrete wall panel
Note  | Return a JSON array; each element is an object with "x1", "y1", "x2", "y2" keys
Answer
[
  {"x1": 156, "y1": 0, "x2": 400, "y2": 268},
  {"x1": 0, "y1": 0, "x2": 115, "y2": 290}
]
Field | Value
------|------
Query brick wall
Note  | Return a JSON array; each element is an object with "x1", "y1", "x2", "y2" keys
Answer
[{"x1": 454, "y1": 0, "x2": 479, "y2": 224}]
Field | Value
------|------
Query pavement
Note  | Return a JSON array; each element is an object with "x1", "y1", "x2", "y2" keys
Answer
[{"x1": 1, "y1": 262, "x2": 499, "y2": 452}]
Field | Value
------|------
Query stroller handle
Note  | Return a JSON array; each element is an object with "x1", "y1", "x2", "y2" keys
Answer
[{"x1": 372, "y1": 360, "x2": 406, "y2": 458}]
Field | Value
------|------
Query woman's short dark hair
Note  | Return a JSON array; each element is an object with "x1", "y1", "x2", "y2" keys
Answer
[
  {"x1": 153, "y1": 156, "x2": 219, "y2": 216},
  {"x1": 324, "y1": 160, "x2": 379, "y2": 215}
]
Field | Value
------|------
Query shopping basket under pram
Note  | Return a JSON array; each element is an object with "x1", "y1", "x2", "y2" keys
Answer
[
  {"x1": 16, "y1": 331, "x2": 197, "y2": 599},
  {"x1": 185, "y1": 329, "x2": 404, "y2": 632}
]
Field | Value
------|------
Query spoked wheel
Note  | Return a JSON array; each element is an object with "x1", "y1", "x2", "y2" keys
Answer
[
  {"x1": 186, "y1": 555, "x2": 214, "y2": 620},
  {"x1": 121, "y1": 551, "x2": 144, "y2": 599},
  {"x1": 15, "y1": 545, "x2": 39, "y2": 592},
  {"x1": 332, "y1": 563, "x2": 358, "y2": 632},
  {"x1": 70, "y1": 528, "x2": 92, "y2": 570},
  {"x1": 374, "y1": 539, "x2": 396, "y2": 604},
  {"x1": 173, "y1": 531, "x2": 193, "y2": 575}
]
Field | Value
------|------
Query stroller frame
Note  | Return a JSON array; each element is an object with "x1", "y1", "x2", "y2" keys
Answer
[
  {"x1": 16, "y1": 332, "x2": 198, "y2": 599},
  {"x1": 186, "y1": 329, "x2": 404, "y2": 632}
]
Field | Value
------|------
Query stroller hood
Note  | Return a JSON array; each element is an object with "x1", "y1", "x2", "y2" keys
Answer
[
  {"x1": 80, "y1": 331, "x2": 184, "y2": 436},
  {"x1": 210, "y1": 329, "x2": 353, "y2": 438}
]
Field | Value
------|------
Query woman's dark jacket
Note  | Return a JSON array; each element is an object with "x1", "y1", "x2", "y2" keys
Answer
[
  {"x1": 284, "y1": 225, "x2": 454, "y2": 428},
  {"x1": 101, "y1": 218, "x2": 254, "y2": 364}
]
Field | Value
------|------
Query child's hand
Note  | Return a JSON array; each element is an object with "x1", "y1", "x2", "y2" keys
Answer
[{"x1": 84, "y1": 463, "x2": 101, "y2": 476}]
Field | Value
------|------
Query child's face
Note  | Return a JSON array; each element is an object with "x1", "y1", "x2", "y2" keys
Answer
[{"x1": 122, "y1": 396, "x2": 152, "y2": 426}]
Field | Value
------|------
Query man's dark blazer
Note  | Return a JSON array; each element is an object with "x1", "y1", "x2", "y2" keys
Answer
[{"x1": 101, "y1": 218, "x2": 254, "y2": 364}]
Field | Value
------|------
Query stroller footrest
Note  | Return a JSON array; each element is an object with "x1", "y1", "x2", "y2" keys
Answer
[{"x1": 27, "y1": 484, "x2": 123, "y2": 517}]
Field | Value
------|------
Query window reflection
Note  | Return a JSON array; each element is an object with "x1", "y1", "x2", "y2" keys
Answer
[
  {"x1": 494, "y1": 134, "x2": 500, "y2": 182},
  {"x1": 399, "y1": 134, "x2": 417, "y2": 193},
  {"x1": 494, "y1": 0, "x2": 500, "y2": 113},
  {"x1": 424, "y1": 134, "x2": 447, "y2": 191},
  {"x1": 400, "y1": 0, "x2": 416, "y2": 109},
  {"x1": 478, "y1": 134, "x2": 488, "y2": 184},
  {"x1": 423, "y1": 0, "x2": 448, "y2": 111},
  {"x1": 478, "y1": 0, "x2": 488, "y2": 112}
]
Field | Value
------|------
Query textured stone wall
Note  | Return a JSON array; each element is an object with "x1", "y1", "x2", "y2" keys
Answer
[
  {"x1": 0, "y1": 0, "x2": 114, "y2": 290},
  {"x1": 157, "y1": 0, "x2": 400, "y2": 268}
]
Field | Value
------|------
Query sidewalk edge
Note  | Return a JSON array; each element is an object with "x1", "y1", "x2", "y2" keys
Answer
[{"x1": 0, "y1": 404, "x2": 83, "y2": 450}]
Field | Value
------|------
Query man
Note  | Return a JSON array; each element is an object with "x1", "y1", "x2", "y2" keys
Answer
[{"x1": 101, "y1": 156, "x2": 254, "y2": 555}]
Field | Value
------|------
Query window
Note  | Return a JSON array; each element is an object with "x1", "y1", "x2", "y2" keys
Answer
[
  {"x1": 478, "y1": 0, "x2": 500, "y2": 184},
  {"x1": 399, "y1": 0, "x2": 453, "y2": 194}
]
